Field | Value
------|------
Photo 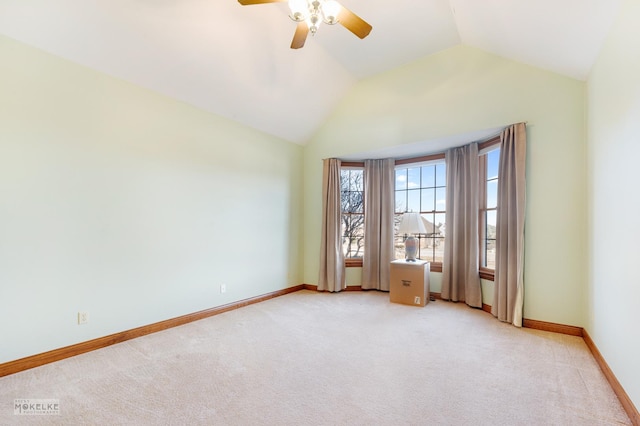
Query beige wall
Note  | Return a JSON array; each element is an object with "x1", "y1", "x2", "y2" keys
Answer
[
  {"x1": 0, "y1": 35, "x2": 304, "y2": 363},
  {"x1": 304, "y1": 45, "x2": 587, "y2": 327},
  {"x1": 587, "y1": 0, "x2": 640, "y2": 410}
]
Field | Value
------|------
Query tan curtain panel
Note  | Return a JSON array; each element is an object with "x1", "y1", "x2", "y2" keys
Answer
[
  {"x1": 318, "y1": 158, "x2": 346, "y2": 292},
  {"x1": 441, "y1": 142, "x2": 482, "y2": 308},
  {"x1": 493, "y1": 123, "x2": 527, "y2": 326},
  {"x1": 362, "y1": 159, "x2": 395, "y2": 291}
]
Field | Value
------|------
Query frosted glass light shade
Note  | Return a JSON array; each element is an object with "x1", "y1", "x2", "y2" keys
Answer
[
  {"x1": 288, "y1": 0, "x2": 308, "y2": 21},
  {"x1": 322, "y1": 0, "x2": 341, "y2": 24}
]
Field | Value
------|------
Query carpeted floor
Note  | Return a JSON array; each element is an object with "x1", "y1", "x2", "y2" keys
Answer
[{"x1": 0, "y1": 290, "x2": 631, "y2": 425}]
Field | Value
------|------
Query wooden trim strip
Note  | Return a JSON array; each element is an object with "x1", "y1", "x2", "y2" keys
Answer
[
  {"x1": 344, "y1": 135, "x2": 499, "y2": 166},
  {"x1": 341, "y1": 161, "x2": 364, "y2": 168},
  {"x1": 478, "y1": 135, "x2": 501, "y2": 151},
  {"x1": 303, "y1": 284, "x2": 363, "y2": 292},
  {"x1": 0, "y1": 285, "x2": 305, "y2": 378},
  {"x1": 395, "y1": 153, "x2": 445, "y2": 165},
  {"x1": 583, "y1": 330, "x2": 640, "y2": 426},
  {"x1": 522, "y1": 318, "x2": 583, "y2": 337},
  {"x1": 429, "y1": 263, "x2": 443, "y2": 273},
  {"x1": 345, "y1": 258, "x2": 363, "y2": 268}
]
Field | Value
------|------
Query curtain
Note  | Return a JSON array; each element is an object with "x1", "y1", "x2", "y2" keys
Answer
[
  {"x1": 493, "y1": 123, "x2": 527, "y2": 326},
  {"x1": 318, "y1": 158, "x2": 346, "y2": 292},
  {"x1": 441, "y1": 143, "x2": 482, "y2": 308},
  {"x1": 362, "y1": 159, "x2": 395, "y2": 291}
]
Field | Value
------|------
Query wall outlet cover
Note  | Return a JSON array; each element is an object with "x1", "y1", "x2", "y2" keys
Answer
[{"x1": 77, "y1": 311, "x2": 89, "y2": 325}]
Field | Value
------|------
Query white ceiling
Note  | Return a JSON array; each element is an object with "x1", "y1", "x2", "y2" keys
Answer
[{"x1": 0, "y1": 0, "x2": 621, "y2": 145}]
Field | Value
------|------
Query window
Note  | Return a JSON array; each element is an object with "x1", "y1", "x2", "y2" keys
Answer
[
  {"x1": 337, "y1": 136, "x2": 499, "y2": 275},
  {"x1": 340, "y1": 168, "x2": 364, "y2": 262},
  {"x1": 394, "y1": 162, "x2": 446, "y2": 265},
  {"x1": 480, "y1": 147, "x2": 500, "y2": 271}
]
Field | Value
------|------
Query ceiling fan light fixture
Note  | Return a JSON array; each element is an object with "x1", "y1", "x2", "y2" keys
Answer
[
  {"x1": 238, "y1": 0, "x2": 371, "y2": 49},
  {"x1": 288, "y1": 0, "x2": 308, "y2": 22},
  {"x1": 321, "y1": 0, "x2": 341, "y2": 25}
]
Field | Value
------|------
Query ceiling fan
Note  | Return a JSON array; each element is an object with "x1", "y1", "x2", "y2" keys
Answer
[{"x1": 237, "y1": 0, "x2": 372, "y2": 49}]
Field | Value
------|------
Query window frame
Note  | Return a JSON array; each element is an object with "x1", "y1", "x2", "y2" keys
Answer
[
  {"x1": 478, "y1": 137, "x2": 501, "y2": 281},
  {"x1": 341, "y1": 162, "x2": 365, "y2": 267},
  {"x1": 394, "y1": 153, "x2": 446, "y2": 271}
]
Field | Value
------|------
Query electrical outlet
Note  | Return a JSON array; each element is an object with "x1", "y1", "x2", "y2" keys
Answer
[
  {"x1": 220, "y1": 284, "x2": 226, "y2": 294},
  {"x1": 77, "y1": 311, "x2": 89, "y2": 325}
]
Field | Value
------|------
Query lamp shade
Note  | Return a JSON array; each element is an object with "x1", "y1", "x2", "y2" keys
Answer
[{"x1": 398, "y1": 212, "x2": 427, "y2": 235}]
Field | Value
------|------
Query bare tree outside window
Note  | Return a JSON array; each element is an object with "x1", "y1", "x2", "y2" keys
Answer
[{"x1": 340, "y1": 169, "x2": 364, "y2": 258}]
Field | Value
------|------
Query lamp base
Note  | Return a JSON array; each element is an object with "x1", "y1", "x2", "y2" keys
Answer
[{"x1": 404, "y1": 235, "x2": 418, "y2": 262}]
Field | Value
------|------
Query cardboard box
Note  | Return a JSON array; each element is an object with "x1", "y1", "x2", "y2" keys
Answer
[{"x1": 390, "y1": 260, "x2": 430, "y2": 307}]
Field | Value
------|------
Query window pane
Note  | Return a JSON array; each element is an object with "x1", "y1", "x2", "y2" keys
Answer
[
  {"x1": 395, "y1": 190, "x2": 407, "y2": 213},
  {"x1": 395, "y1": 169, "x2": 407, "y2": 191},
  {"x1": 345, "y1": 170, "x2": 353, "y2": 190},
  {"x1": 341, "y1": 190, "x2": 349, "y2": 212},
  {"x1": 422, "y1": 213, "x2": 435, "y2": 235},
  {"x1": 422, "y1": 165, "x2": 435, "y2": 187},
  {"x1": 351, "y1": 170, "x2": 363, "y2": 191},
  {"x1": 433, "y1": 212, "x2": 446, "y2": 262},
  {"x1": 486, "y1": 210, "x2": 497, "y2": 238},
  {"x1": 349, "y1": 191, "x2": 363, "y2": 213},
  {"x1": 482, "y1": 210, "x2": 497, "y2": 268},
  {"x1": 340, "y1": 169, "x2": 349, "y2": 185},
  {"x1": 407, "y1": 189, "x2": 420, "y2": 212},
  {"x1": 393, "y1": 214, "x2": 402, "y2": 234},
  {"x1": 433, "y1": 237, "x2": 445, "y2": 263},
  {"x1": 394, "y1": 235, "x2": 405, "y2": 260},
  {"x1": 485, "y1": 242, "x2": 496, "y2": 269},
  {"x1": 418, "y1": 234, "x2": 433, "y2": 262},
  {"x1": 487, "y1": 180, "x2": 498, "y2": 209},
  {"x1": 435, "y1": 187, "x2": 446, "y2": 211},
  {"x1": 487, "y1": 148, "x2": 500, "y2": 180},
  {"x1": 342, "y1": 214, "x2": 364, "y2": 258},
  {"x1": 421, "y1": 188, "x2": 435, "y2": 212},
  {"x1": 407, "y1": 168, "x2": 421, "y2": 189},
  {"x1": 436, "y1": 163, "x2": 447, "y2": 186},
  {"x1": 434, "y1": 213, "x2": 446, "y2": 237}
]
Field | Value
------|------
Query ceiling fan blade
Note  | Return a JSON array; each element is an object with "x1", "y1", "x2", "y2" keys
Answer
[
  {"x1": 338, "y1": 6, "x2": 372, "y2": 39},
  {"x1": 238, "y1": 0, "x2": 287, "y2": 5},
  {"x1": 291, "y1": 22, "x2": 309, "y2": 49}
]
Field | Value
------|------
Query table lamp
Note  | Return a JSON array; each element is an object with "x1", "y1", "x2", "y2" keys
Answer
[{"x1": 398, "y1": 212, "x2": 427, "y2": 261}]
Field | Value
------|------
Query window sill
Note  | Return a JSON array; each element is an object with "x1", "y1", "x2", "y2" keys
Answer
[
  {"x1": 479, "y1": 267, "x2": 495, "y2": 281},
  {"x1": 344, "y1": 259, "x2": 443, "y2": 272},
  {"x1": 345, "y1": 260, "x2": 491, "y2": 280},
  {"x1": 345, "y1": 258, "x2": 363, "y2": 268}
]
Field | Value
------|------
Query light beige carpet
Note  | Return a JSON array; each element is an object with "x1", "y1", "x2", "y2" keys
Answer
[{"x1": 0, "y1": 290, "x2": 631, "y2": 425}]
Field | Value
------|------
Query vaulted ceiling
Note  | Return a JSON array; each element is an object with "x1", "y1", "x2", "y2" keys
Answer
[{"x1": 0, "y1": 0, "x2": 621, "y2": 144}]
